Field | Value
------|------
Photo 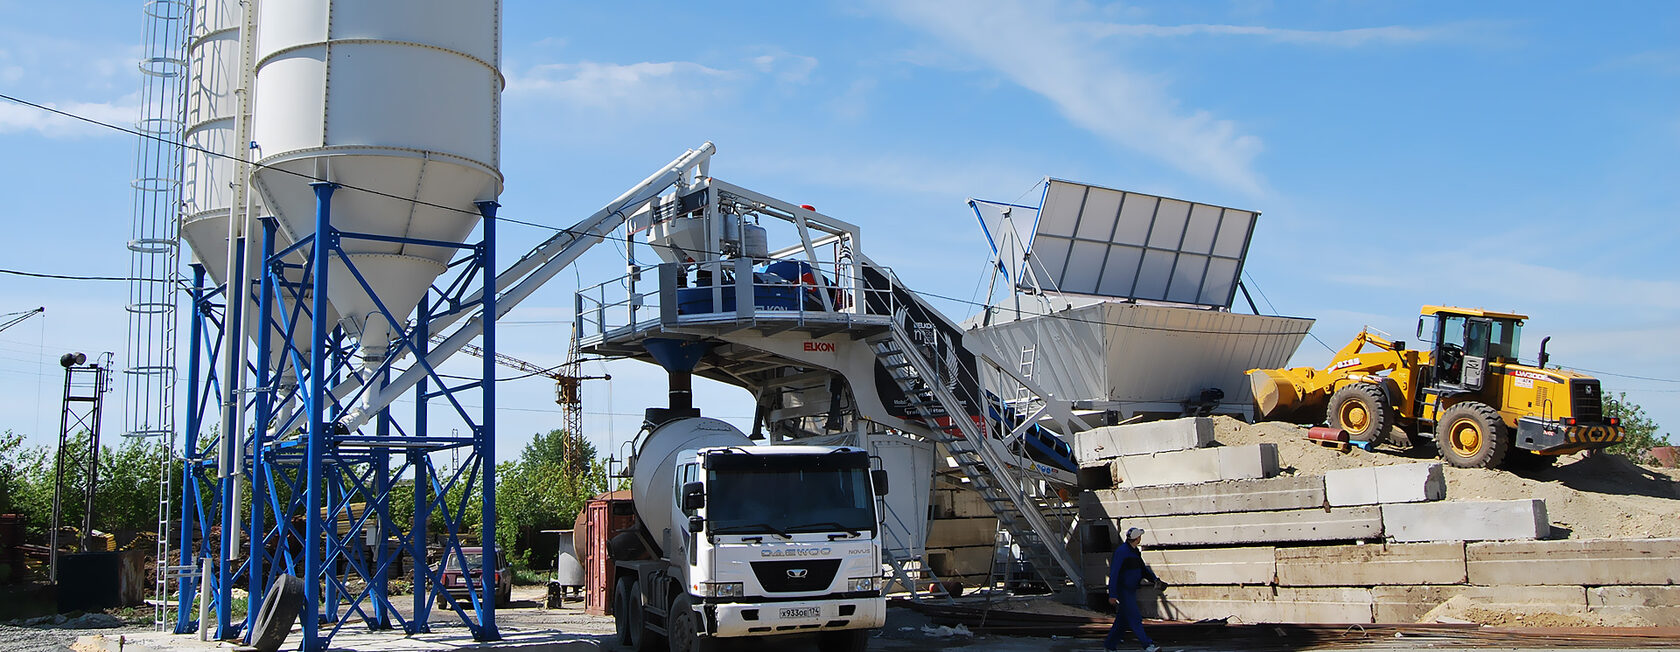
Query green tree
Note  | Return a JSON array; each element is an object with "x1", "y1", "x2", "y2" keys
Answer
[{"x1": 1604, "y1": 392, "x2": 1668, "y2": 457}]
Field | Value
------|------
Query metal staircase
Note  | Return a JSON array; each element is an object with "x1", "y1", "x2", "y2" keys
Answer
[{"x1": 868, "y1": 322, "x2": 1082, "y2": 594}]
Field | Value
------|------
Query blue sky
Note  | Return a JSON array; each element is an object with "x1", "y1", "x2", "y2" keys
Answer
[{"x1": 2, "y1": 1, "x2": 1675, "y2": 461}]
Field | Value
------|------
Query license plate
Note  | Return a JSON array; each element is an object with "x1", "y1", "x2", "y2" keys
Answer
[{"x1": 779, "y1": 606, "x2": 821, "y2": 620}]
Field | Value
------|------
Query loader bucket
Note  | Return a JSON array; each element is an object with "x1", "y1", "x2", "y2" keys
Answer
[{"x1": 1250, "y1": 369, "x2": 1303, "y2": 418}]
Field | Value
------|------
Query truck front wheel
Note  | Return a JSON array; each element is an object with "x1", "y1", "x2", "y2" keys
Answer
[
  {"x1": 818, "y1": 629, "x2": 870, "y2": 652},
  {"x1": 666, "y1": 594, "x2": 717, "y2": 652}
]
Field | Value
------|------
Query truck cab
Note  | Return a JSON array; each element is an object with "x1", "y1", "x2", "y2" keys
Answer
[{"x1": 611, "y1": 417, "x2": 888, "y2": 652}]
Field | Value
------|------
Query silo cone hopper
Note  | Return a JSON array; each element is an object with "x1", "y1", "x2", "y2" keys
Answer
[{"x1": 248, "y1": 0, "x2": 504, "y2": 365}]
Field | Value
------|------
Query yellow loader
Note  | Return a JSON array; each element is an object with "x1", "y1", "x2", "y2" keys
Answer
[{"x1": 1249, "y1": 306, "x2": 1624, "y2": 468}]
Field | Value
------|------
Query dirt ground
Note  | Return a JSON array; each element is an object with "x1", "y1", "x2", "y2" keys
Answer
[{"x1": 1212, "y1": 416, "x2": 1680, "y2": 539}]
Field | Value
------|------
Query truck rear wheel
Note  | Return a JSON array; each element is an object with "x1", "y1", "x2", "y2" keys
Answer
[
  {"x1": 615, "y1": 577, "x2": 646, "y2": 649},
  {"x1": 1328, "y1": 383, "x2": 1390, "y2": 444},
  {"x1": 1437, "y1": 401, "x2": 1510, "y2": 468},
  {"x1": 666, "y1": 594, "x2": 717, "y2": 652}
]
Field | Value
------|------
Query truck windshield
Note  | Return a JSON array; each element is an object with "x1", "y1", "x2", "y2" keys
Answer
[{"x1": 707, "y1": 464, "x2": 876, "y2": 535}]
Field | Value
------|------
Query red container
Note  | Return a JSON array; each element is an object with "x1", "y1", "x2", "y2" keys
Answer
[
  {"x1": 578, "y1": 490, "x2": 637, "y2": 616},
  {"x1": 1307, "y1": 426, "x2": 1349, "y2": 443}
]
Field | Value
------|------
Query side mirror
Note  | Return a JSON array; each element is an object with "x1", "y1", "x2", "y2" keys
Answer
[
  {"x1": 682, "y1": 481, "x2": 705, "y2": 510},
  {"x1": 871, "y1": 469, "x2": 890, "y2": 496},
  {"x1": 687, "y1": 515, "x2": 705, "y2": 533}
]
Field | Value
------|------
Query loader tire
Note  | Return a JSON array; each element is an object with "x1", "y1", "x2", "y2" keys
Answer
[
  {"x1": 1328, "y1": 383, "x2": 1391, "y2": 444},
  {"x1": 1437, "y1": 401, "x2": 1510, "y2": 468}
]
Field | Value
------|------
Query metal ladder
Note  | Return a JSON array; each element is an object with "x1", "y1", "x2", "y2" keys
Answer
[{"x1": 868, "y1": 323, "x2": 1081, "y2": 594}]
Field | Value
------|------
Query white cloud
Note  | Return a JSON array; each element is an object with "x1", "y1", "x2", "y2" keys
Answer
[
  {"x1": 1087, "y1": 23, "x2": 1460, "y2": 47},
  {"x1": 877, "y1": 0, "x2": 1267, "y2": 195},
  {"x1": 0, "y1": 94, "x2": 138, "y2": 139},
  {"x1": 749, "y1": 49, "x2": 819, "y2": 84},
  {"x1": 506, "y1": 60, "x2": 739, "y2": 109}
]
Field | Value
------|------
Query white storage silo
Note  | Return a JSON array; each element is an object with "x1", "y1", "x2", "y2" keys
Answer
[
  {"x1": 249, "y1": 0, "x2": 504, "y2": 363},
  {"x1": 181, "y1": 0, "x2": 338, "y2": 360}
]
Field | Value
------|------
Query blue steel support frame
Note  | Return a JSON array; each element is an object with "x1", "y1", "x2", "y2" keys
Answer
[
  {"x1": 176, "y1": 262, "x2": 234, "y2": 635},
  {"x1": 239, "y1": 186, "x2": 501, "y2": 650}
]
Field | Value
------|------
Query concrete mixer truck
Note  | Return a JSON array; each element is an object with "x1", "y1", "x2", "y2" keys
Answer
[{"x1": 607, "y1": 339, "x2": 890, "y2": 652}]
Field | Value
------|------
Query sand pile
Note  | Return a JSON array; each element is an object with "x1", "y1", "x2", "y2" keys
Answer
[{"x1": 1210, "y1": 416, "x2": 1680, "y2": 539}]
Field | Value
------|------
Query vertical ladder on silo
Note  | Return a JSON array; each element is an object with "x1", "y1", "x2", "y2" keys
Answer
[{"x1": 868, "y1": 323, "x2": 1081, "y2": 594}]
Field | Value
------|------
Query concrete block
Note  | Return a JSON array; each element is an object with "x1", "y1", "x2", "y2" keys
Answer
[
  {"x1": 1372, "y1": 586, "x2": 1460, "y2": 623},
  {"x1": 1588, "y1": 586, "x2": 1680, "y2": 626},
  {"x1": 1466, "y1": 538, "x2": 1680, "y2": 585},
  {"x1": 1075, "y1": 417, "x2": 1215, "y2": 462},
  {"x1": 925, "y1": 546, "x2": 996, "y2": 577},
  {"x1": 1453, "y1": 585, "x2": 1587, "y2": 611},
  {"x1": 926, "y1": 517, "x2": 997, "y2": 549},
  {"x1": 1382, "y1": 499, "x2": 1546, "y2": 543},
  {"x1": 1082, "y1": 476, "x2": 1326, "y2": 519},
  {"x1": 932, "y1": 488, "x2": 994, "y2": 519},
  {"x1": 1275, "y1": 542, "x2": 1466, "y2": 586},
  {"x1": 1140, "y1": 506, "x2": 1382, "y2": 547},
  {"x1": 1109, "y1": 444, "x2": 1279, "y2": 488},
  {"x1": 1324, "y1": 462, "x2": 1446, "y2": 506},
  {"x1": 1139, "y1": 586, "x2": 1374, "y2": 624},
  {"x1": 1143, "y1": 546, "x2": 1276, "y2": 585}
]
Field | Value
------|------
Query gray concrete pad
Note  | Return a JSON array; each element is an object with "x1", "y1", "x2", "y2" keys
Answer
[
  {"x1": 1275, "y1": 542, "x2": 1466, "y2": 586},
  {"x1": 1587, "y1": 585, "x2": 1680, "y2": 626},
  {"x1": 1451, "y1": 585, "x2": 1589, "y2": 611},
  {"x1": 1324, "y1": 462, "x2": 1445, "y2": 506},
  {"x1": 1466, "y1": 538, "x2": 1680, "y2": 585},
  {"x1": 1108, "y1": 443, "x2": 1279, "y2": 488},
  {"x1": 1080, "y1": 476, "x2": 1325, "y2": 519},
  {"x1": 1132, "y1": 506, "x2": 1382, "y2": 547},
  {"x1": 926, "y1": 517, "x2": 998, "y2": 549},
  {"x1": 1075, "y1": 417, "x2": 1215, "y2": 463},
  {"x1": 1381, "y1": 499, "x2": 1547, "y2": 543},
  {"x1": 1139, "y1": 585, "x2": 1375, "y2": 624}
]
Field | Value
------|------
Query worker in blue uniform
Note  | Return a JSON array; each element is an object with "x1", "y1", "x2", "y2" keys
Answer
[{"x1": 1106, "y1": 527, "x2": 1164, "y2": 652}]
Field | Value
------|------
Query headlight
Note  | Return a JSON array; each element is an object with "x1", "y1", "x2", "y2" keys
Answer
[
  {"x1": 847, "y1": 576, "x2": 880, "y2": 592},
  {"x1": 699, "y1": 582, "x2": 745, "y2": 598}
]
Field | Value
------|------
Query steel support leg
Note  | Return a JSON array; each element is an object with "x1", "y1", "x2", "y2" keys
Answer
[{"x1": 302, "y1": 181, "x2": 338, "y2": 652}]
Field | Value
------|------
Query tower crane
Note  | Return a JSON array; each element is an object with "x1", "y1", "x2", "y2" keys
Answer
[
  {"x1": 0, "y1": 307, "x2": 45, "y2": 334},
  {"x1": 430, "y1": 334, "x2": 609, "y2": 467}
]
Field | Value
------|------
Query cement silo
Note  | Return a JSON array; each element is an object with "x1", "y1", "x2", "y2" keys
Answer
[{"x1": 249, "y1": 0, "x2": 504, "y2": 363}]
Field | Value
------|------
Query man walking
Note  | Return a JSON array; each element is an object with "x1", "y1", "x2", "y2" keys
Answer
[{"x1": 1106, "y1": 527, "x2": 1164, "y2": 652}]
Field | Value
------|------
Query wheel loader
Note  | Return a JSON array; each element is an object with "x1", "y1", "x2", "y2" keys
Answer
[{"x1": 1248, "y1": 306, "x2": 1625, "y2": 468}]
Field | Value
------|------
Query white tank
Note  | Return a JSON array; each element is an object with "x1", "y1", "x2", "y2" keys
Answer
[
  {"x1": 249, "y1": 0, "x2": 504, "y2": 362},
  {"x1": 179, "y1": 0, "x2": 239, "y2": 279},
  {"x1": 629, "y1": 418, "x2": 753, "y2": 539},
  {"x1": 181, "y1": 0, "x2": 338, "y2": 360}
]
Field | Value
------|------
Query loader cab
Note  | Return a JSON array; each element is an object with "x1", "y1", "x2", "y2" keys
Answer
[{"x1": 1418, "y1": 307, "x2": 1525, "y2": 392}]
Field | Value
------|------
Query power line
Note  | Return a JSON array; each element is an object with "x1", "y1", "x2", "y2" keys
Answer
[{"x1": 1, "y1": 267, "x2": 157, "y2": 283}]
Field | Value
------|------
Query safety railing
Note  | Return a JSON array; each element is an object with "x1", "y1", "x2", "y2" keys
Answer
[{"x1": 576, "y1": 258, "x2": 901, "y2": 343}]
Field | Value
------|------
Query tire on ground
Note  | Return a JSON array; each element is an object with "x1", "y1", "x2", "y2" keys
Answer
[
  {"x1": 250, "y1": 574, "x2": 306, "y2": 652},
  {"x1": 1437, "y1": 401, "x2": 1510, "y2": 468},
  {"x1": 1327, "y1": 383, "x2": 1391, "y2": 444}
]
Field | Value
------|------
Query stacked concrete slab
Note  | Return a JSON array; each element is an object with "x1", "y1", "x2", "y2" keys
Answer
[
  {"x1": 1074, "y1": 417, "x2": 1676, "y2": 625},
  {"x1": 924, "y1": 478, "x2": 1000, "y2": 587}
]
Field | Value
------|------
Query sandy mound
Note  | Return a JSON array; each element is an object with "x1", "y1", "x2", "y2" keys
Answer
[{"x1": 1210, "y1": 416, "x2": 1680, "y2": 539}]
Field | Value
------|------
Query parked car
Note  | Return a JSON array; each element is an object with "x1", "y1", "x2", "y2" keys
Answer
[{"x1": 436, "y1": 547, "x2": 512, "y2": 608}]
